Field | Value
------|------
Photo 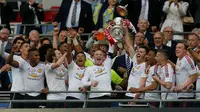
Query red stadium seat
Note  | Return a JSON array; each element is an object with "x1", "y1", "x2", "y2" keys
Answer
[{"x1": 43, "y1": 6, "x2": 60, "y2": 22}]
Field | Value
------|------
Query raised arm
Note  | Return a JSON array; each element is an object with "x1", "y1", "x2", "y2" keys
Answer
[
  {"x1": 68, "y1": 28, "x2": 84, "y2": 53},
  {"x1": 187, "y1": 48, "x2": 200, "y2": 62},
  {"x1": 53, "y1": 27, "x2": 59, "y2": 49},
  {"x1": 67, "y1": 37, "x2": 73, "y2": 64},
  {"x1": 7, "y1": 46, "x2": 20, "y2": 68},
  {"x1": 51, "y1": 52, "x2": 67, "y2": 69},
  {"x1": 85, "y1": 30, "x2": 97, "y2": 49},
  {"x1": 73, "y1": 36, "x2": 83, "y2": 53},
  {"x1": 123, "y1": 25, "x2": 134, "y2": 59}
]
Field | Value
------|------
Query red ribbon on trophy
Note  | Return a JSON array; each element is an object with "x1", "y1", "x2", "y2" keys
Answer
[
  {"x1": 104, "y1": 21, "x2": 116, "y2": 45},
  {"x1": 104, "y1": 18, "x2": 136, "y2": 45}
]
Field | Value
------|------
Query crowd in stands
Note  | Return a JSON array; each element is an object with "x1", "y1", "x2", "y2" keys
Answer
[{"x1": 1, "y1": 0, "x2": 200, "y2": 108}]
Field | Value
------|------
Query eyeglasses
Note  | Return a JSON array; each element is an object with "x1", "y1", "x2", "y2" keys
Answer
[
  {"x1": 164, "y1": 31, "x2": 173, "y2": 33},
  {"x1": 154, "y1": 37, "x2": 162, "y2": 40}
]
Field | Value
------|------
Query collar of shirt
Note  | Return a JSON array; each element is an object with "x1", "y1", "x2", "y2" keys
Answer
[
  {"x1": 0, "y1": 41, "x2": 8, "y2": 47},
  {"x1": 166, "y1": 40, "x2": 172, "y2": 47},
  {"x1": 73, "y1": 0, "x2": 81, "y2": 5},
  {"x1": 154, "y1": 45, "x2": 163, "y2": 50}
]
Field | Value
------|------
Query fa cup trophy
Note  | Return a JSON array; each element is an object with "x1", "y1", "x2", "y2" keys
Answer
[{"x1": 104, "y1": 5, "x2": 136, "y2": 45}]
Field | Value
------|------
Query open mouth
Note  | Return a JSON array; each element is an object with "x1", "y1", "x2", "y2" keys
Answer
[
  {"x1": 78, "y1": 60, "x2": 83, "y2": 63},
  {"x1": 97, "y1": 58, "x2": 102, "y2": 61}
]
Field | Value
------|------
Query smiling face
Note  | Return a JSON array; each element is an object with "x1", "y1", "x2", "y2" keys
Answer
[
  {"x1": 137, "y1": 19, "x2": 149, "y2": 32},
  {"x1": 15, "y1": 39, "x2": 24, "y2": 48},
  {"x1": 176, "y1": 43, "x2": 187, "y2": 59},
  {"x1": 93, "y1": 50, "x2": 106, "y2": 66},
  {"x1": 59, "y1": 43, "x2": 68, "y2": 54},
  {"x1": 154, "y1": 33, "x2": 164, "y2": 48},
  {"x1": 163, "y1": 27, "x2": 173, "y2": 41},
  {"x1": 55, "y1": 49, "x2": 62, "y2": 60},
  {"x1": 188, "y1": 34, "x2": 199, "y2": 49},
  {"x1": 59, "y1": 30, "x2": 68, "y2": 42},
  {"x1": 20, "y1": 43, "x2": 30, "y2": 56},
  {"x1": 135, "y1": 32, "x2": 145, "y2": 46},
  {"x1": 136, "y1": 47, "x2": 147, "y2": 61},
  {"x1": 29, "y1": 50, "x2": 40, "y2": 64},
  {"x1": 75, "y1": 52, "x2": 86, "y2": 67},
  {"x1": 29, "y1": 30, "x2": 39, "y2": 42},
  {"x1": 146, "y1": 50, "x2": 156, "y2": 66},
  {"x1": 155, "y1": 52, "x2": 162, "y2": 65},
  {"x1": 0, "y1": 28, "x2": 10, "y2": 42}
]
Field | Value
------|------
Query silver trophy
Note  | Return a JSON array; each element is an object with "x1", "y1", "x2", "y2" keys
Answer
[
  {"x1": 105, "y1": 5, "x2": 136, "y2": 44},
  {"x1": 110, "y1": 17, "x2": 125, "y2": 42}
]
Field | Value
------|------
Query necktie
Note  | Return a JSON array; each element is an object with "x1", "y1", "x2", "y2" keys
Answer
[
  {"x1": 71, "y1": 2, "x2": 78, "y2": 26},
  {"x1": 32, "y1": 7, "x2": 39, "y2": 26},
  {"x1": 139, "y1": 0, "x2": 147, "y2": 19},
  {"x1": 126, "y1": 56, "x2": 131, "y2": 74}
]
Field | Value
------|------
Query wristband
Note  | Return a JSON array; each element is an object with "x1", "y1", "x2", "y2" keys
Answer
[
  {"x1": 73, "y1": 38, "x2": 79, "y2": 46},
  {"x1": 67, "y1": 37, "x2": 72, "y2": 44}
]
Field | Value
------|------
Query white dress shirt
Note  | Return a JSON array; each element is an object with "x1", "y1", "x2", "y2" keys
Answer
[
  {"x1": 166, "y1": 40, "x2": 172, "y2": 47},
  {"x1": 66, "y1": 0, "x2": 81, "y2": 28}
]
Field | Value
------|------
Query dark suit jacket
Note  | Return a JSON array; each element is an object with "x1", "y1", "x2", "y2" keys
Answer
[
  {"x1": 54, "y1": 0, "x2": 95, "y2": 33},
  {"x1": 0, "y1": 41, "x2": 12, "y2": 68},
  {"x1": 112, "y1": 54, "x2": 133, "y2": 78},
  {"x1": 145, "y1": 30, "x2": 154, "y2": 47},
  {"x1": 95, "y1": 1, "x2": 120, "y2": 29},
  {"x1": 169, "y1": 40, "x2": 177, "y2": 53},
  {"x1": 0, "y1": 3, "x2": 15, "y2": 31},
  {"x1": 0, "y1": 41, "x2": 12, "y2": 90},
  {"x1": 20, "y1": 2, "x2": 45, "y2": 35},
  {"x1": 120, "y1": 0, "x2": 162, "y2": 29}
]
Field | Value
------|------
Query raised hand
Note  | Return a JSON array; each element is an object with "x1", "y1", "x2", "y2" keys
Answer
[
  {"x1": 91, "y1": 30, "x2": 98, "y2": 40},
  {"x1": 129, "y1": 87, "x2": 138, "y2": 93},
  {"x1": 68, "y1": 28, "x2": 77, "y2": 39},
  {"x1": 78, "y1": 27, "x2": 84, "y2": 34},
  {"x1": 53, "y1": 27, "x2": 60, "y2": 36},
  {"x1": 91, "y1": 80, "x2": 98, "y2": 87},
  {"x1": 41, "y1": 88, "x2": 49, "y2": 94},
  {"x1": 52, "y1": 22, "x2": 58, "y2": 27},
  {"x1": 11, "y1": 45, "x2": 19, "y2": 53}
]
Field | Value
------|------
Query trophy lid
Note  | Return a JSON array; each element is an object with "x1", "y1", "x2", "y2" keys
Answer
[{"x1": 116, "y1": 5, "x2": 128, "y2": 17}]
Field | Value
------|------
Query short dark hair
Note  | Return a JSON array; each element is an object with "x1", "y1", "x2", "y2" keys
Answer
[
  {"x1": 177, "y1": 41, "x2": 188, "y2": 50},
  {"x1": 157, "y1": 49, "x2": 169, "y2": 60},
  {"x1": 73, "y1": 51, "x2": 86, "y2": 60},
  {"x1": 28, "y1": 48, "x2": 38, "y2": 54},
  {"x1": 13, "y1": 36, "x2": 25, "y2": 45},
  {"x1": 40, "y1": 38, "x2": 51, "y2": 44},
  {"x1": 20, "y1": 42, "x2": 29, "y2": 48},
  {"x1": 138, "y1": 45, "x2": 149, "y2": 54},
  {"x1": 148, "y1": 48, "x2": 157, "y2": 55}
]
